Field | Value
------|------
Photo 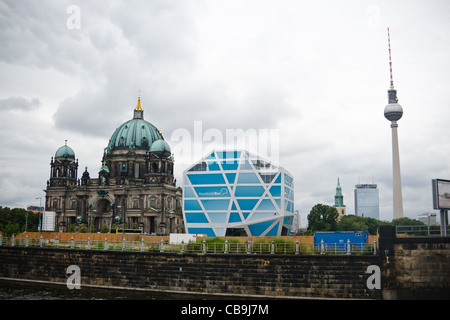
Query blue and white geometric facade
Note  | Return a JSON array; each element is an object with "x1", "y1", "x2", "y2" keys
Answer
[{"x1": 182, "y1": 150, "x2": 294, "y2": 237}]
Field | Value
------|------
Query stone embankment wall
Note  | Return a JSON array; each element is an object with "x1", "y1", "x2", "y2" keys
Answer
[
  {"x1": 378, "y1": 226, "x2": 450, "y2": 300},
  {"x1": 0, "y1": 246, "x2": 380, "y2": 299},
  {"x1": 3, "y1": 227, "x2": 448, "y2": 299}
]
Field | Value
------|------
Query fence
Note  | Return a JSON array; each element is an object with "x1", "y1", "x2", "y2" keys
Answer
[
  {"x1": 396, "y1": 225, "x2": 450, "y2": 237},
  {"x1": 0, "y1": 234, "x2": 377, "y2": 255}
]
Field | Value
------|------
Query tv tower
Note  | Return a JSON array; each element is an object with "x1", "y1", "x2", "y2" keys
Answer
[{"x1": 384, "y1": 27, "x2": 404, "y2": 220}]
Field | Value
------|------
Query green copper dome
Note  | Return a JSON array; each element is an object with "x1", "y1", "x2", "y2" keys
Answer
[
  {"x1": 150, "y1": 139, "x2": 171, "y2": 153},
  {"x1": 106, "y1": 96, "x2": 166, "y2": 152},
  {"x1": 55, "y1": 141, "x2": 75, "y2": 158}
]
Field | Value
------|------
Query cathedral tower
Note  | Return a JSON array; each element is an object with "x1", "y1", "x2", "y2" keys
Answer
[{"x1": 48, "y1": 140, "x2": 78, "y2": 188}]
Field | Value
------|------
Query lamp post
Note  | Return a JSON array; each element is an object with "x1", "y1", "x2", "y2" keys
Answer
[
  {"x1": 89, "y1": 209, "x2": 97, "y2": 233},
  {"x1": 36, "y1": 197, "x2": 42, "y2": 232},
  {"x1": 25, "y1": 210, "x2": 28, "y2": 233},
  {"x1": 117, "y1": 205, "x2": 125, "y2": 235}
]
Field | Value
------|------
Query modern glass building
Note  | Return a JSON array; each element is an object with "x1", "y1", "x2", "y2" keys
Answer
[
  {"x1": 182, "y1": 150, "x2": 294, "y2": 237},
  {"x1": 354, "y1": 184, "x2": 379, "y2": 220}
]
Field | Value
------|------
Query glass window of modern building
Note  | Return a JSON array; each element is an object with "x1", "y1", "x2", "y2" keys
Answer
[
  {"x1": 182, "y1": 150, "x2": 294, "y2": 237},
  {"x1": 354, "y1": 184, "x2": 379, "y2": 220}
]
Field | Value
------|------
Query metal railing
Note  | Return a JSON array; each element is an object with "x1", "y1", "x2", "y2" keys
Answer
[
  {"x1": 396, "y1": 225, "x2": 450, "y2": 237},
  {"x1": 0, "y1": 235, "x2": 377, "y2": 255}
]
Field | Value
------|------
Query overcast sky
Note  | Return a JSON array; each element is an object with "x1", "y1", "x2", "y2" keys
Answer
[{"x1": 0, "y1": 0, "x2": 449, "y2": 225}]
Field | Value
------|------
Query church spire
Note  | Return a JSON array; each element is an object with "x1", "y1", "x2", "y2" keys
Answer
[{"x1": 334, "y1": 177, "x2": 344, "y2": 207}]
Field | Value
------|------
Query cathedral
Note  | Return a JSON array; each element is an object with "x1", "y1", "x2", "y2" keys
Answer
[{"x1": 44, "y1": 94, "x2": 185, "y2": 234}]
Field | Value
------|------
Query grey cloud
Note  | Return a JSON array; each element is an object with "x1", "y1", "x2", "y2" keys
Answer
[
  {"x1": 0, "y1": 1, "x2": 82, "y2": 72},
  {"x1": 48, "y1": 1, "x2": 201, "y2": 137},
  {"x1": 0, "y1": 96, "x2": 40, "y2": 111},
  {"x1": 1, "y1": 0, "x2": 449, "y2": 223}
]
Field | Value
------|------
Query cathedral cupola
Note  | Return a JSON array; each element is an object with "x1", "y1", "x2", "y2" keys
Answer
[
  {"x1": 49, "y1": 140, "x2": 78, "y2": 187},
  {"x1": 106, "y1": 91, "x2": 163, "y2": 153},
  {"x1": 80, "y1": 166, "x2": 90, "y2": 186}
]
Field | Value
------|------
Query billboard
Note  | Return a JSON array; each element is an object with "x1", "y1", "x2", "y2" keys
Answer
[
  {"x1": 432, "y1": 179, "x2": 450, "y2": 210},
  {"x1": 42, "y1": 211, "x2": 56, "y2": 231}
]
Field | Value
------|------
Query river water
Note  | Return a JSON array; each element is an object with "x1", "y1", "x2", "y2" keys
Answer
[{"x1": 0, "y1": 279, "x2": 207, "y2": 300}]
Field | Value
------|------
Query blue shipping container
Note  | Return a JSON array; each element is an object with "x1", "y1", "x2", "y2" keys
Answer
[{"x1": 314, "y1": 231, "x2": 368, "y2": 252}]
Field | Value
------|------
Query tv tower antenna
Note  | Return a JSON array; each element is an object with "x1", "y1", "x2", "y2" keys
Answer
[{"x1": 388, "y1": 27, "x2": 394, "y2": 89}]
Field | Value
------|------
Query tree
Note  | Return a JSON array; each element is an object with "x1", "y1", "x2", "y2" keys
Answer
[
  {"x1": 307, "y1": 204, "x2": 339, "y2": 232},
  {"x1": 0, "y1": 206, "x2": 40, "y2": 235},
  {"x1": 337, "y1": 215, "x2": 384, "y2": 235},
  {"x1": 100, "y1": 224, "x2": 109, "y2": 233},
  {"x1": 4, "y1": 222, "x2": 20, "y2": 236},
  {"x1": 79, "y1": 224, "x2": 88, "y2": 233},
  {"x1": 337, "y1": 215, "x2": 368, "y2": 232},
  {"x1": 391, "y1": 217, "x2": 425, "y2": 226},
  {"x1": 67, "y1": 224, "x2": 76, "y2": 232}
]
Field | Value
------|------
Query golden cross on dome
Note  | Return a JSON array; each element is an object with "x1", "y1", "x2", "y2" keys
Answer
[{"x1": 135, "y1": 89, "x2": 143, "y2": 111}]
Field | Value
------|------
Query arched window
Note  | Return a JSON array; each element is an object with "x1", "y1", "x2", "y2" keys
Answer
[
  {"x1": 151, "y1": 162, "x2": 158, "y2": 173},
  {"x1": 135, "y1": 163, "x2": 139, "y2": 178},
  {"x1": 150, "y1": 197, "x2": 156, "y2": 208}
]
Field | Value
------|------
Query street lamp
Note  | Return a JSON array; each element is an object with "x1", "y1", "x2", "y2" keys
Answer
[
  {"x1": 89, "y1": 209, "x2": 97, "y2": 233},
  {"x1": 117, "y1": 205, "x2": 125, "y2": 235},
  {"x1": 36, "y1": 197, "x2": 42, "y2": 232}
]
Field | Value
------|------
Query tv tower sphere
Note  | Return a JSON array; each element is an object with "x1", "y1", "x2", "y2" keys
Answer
[{"x1": 384, "y1": 99, "x2": 403, "y2": 122}]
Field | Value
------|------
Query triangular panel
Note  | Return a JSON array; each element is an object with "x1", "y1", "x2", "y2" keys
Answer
[
  {"x1": 256, "y1": 199, "x2": 276, "y2": 211},
  {"x1": 236, "y1": 199, "x2": 259, "y2": 211},
  {"x1": 208, "y1": 212, "x2": 228, "y2": 223},
  {"x1": 237, "y1": 172, "x2": 260, "y2": 184},
  {"x1": 225, "y1": 173, "x2": 236, "y2": 184},
  {"x1": 248, "y1": 220, "x2": 276, "y2": 237},
  {"x1": 184, "y1": 199, "x2": 202, "y2": 211},
  {"x1": 228, "y1": 212, "x2": 242, "y2": 223},
  {"x1": 205, "y1": 152, "x2": 216, "y2": 160},
  {"x1": 274, "y1": 173, "x2": 281, "y2": 183},
  {"x1": 200, "y1": 199, "x2": 230, "y2": 211},
  {"x1": 265, "y1": 221, "x2": 279, "y2": 236},
  {"x1": 269, "y1": 185, "x2": 281, "y2": 197}
]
